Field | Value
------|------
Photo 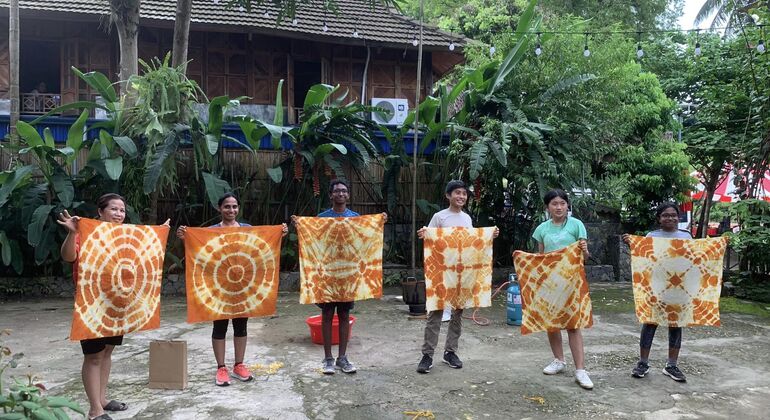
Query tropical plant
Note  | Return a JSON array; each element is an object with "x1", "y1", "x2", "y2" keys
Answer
[
  {"x1": 237, "y1": 81, "x2": 382, "y2": 216},
  {"x1": 1, "y1": 330, "x2": 84, "y2": 419}
]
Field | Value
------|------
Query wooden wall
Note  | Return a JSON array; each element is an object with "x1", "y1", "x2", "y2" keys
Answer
[{"x1": 0, "y1": 18, "x2": 433, "y2": 113}]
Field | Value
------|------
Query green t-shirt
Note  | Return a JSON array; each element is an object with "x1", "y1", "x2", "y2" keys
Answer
[{"x1": 532, "y1": 217, "x2": 588, "y2": 253}]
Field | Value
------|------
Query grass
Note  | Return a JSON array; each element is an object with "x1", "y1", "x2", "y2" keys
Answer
[{"x1": 720, "y1": 296, "x2": 770, "y2": 319}]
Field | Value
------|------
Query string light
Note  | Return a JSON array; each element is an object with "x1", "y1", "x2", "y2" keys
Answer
[
  {"x1": 490, "y1": 45, "x2": 496, "y2": 57},
  {"x1": 636, "y1": 31, "x2": 644, "y2": 58},
  {"x1": 583, "y1": 33, "x2": 590, "y2": 57},
  {"x1": 694, "y1": 30, "x2": 702, "y2": 56},
  {"x1": 323, "y1": 22, "x2": 328, "y2": 32},
  {"x1": 412, "y1": 34, "x2": 419, "y2": 47},
  {"x1": 449, "y1": 40, "x2": 455, "y2": 51},
  {"x1": 535, "y1": 32, "x2": 542, "y2": 56},
  {"x1": 292, "y1": 17, "x2": 298, "y2": 25},
  {"x1": 758, "y1": 26, "x2": 766, "y2": 54},
  {"x1": 264, "y1": 10, "x2": 270, "y2": 18},
  {"x1": 353, "y1": 27, "x2": 360, "y2": 38}
]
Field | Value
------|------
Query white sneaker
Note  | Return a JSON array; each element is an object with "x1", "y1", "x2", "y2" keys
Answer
[
  {"x1": 575, "y1": 369, "x2": 594, "y2": 389},
  {"x1": 542, "y1": 359, "x2": 566, "y2": 375}
]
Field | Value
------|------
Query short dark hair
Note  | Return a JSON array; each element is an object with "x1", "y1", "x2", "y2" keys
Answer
[
  {"x1": 543, "y1": 189, "x2": 570, "y2": 205},
  {"x1": 328, "y1": 179, "x2": 350, "y2": 193},
  {"x1": 96, "y1": 193, "x2": 126, "y2": 211},
  {"x1": 218, "y1": 192, "x2": 239, "y2": 207},
  {"x1": 655, "y1": 202, "x2": 680, "y2": 218},
  {"x1": 445, "y1": 180, "x2": 468, "y2": 195}
]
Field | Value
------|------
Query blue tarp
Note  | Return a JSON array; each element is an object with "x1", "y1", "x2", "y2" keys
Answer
[{"x1": 0, "y1": 115, "x2": 438, "y2": 155}]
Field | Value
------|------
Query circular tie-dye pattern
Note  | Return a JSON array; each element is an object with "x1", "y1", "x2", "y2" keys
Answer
[
  {"x1": 189, "y1": 231, "x2": 278, "y2": 319},
  {"x1": 73, "y1": 220, "x2": 166, "y2": 339}
]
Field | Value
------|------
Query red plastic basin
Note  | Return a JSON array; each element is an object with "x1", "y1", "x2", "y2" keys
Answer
[{"x1": 305, "y1": 314, "x2": 356, "y2": 345}]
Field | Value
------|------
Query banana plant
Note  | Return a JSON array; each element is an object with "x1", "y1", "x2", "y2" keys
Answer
[{"x1": 237, "y1": 81, "x2": 381, "y2": 205}]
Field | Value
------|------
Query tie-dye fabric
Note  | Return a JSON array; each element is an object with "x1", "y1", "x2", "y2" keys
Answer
[
  {"x1": 423, "y1": 227, "x2": 495, "y2": 311},
  {"x1": 628, "y1": 235, "x2": 727, "y2": 327},
  {"x1": 513, "y1": 243, "x2": 593, "y2": 335},
  {"x1": 296, "y1": 214, "x2": 384, "y2": 304},
  {"x1": 70, "y1": 218, "x2": 169, "y2": 340},
  {"x1": 184, "y1": 226, "x2": 283, "y2": 323}
]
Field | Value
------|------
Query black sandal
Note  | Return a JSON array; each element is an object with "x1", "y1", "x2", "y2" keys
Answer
[
  {"x1": 103, "y1": 400, "x2": 127, "y2": 411},
  {"x1": 90, "y1": 414, "x2": 113, "y2": 420}
]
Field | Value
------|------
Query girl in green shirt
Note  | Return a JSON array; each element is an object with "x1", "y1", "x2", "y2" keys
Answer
[{"x1": 532, "y1": 189, "x2": 593, "y2": 390}]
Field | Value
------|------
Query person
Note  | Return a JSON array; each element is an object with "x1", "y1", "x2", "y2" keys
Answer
[
  {"x1": 415, "y1": 180, "x2": 499, "y2": 374},
  {"x1": 532, "y1": 189, "x2": 593, "y2": 390},
  {"x1": 59, "y1": 193, "x2": 168, "y2": 420},
  {"x1": 622, "y1": 202, "x2": 691, "y2": 382},
  {"x1": 292, "y1": 179, "x2": 386, "y2": 375},
  {"x1": 177, "y1": 192, "x2": 288, "y2": 387}
]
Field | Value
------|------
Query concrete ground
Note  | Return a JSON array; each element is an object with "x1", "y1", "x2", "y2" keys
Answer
[{"x1": 1, "y1": 283, "x2": 769, "y2": 420}]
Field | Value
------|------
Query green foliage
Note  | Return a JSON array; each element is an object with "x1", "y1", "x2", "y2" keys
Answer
[
  {"x1": 729, "y1": 200, "x2": 770, "y2": 275},
  {"x1": 604, "y1": 140, "x2": 693, "y2": 229},
  {"x1": 1, "y1": 330, "x2": 84, "y2": 419},
  {"x1": 237, "y1": 81, "x2": 382, "y2": 217}
]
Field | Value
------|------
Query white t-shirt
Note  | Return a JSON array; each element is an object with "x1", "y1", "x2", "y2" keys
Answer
[{"x1": 427, "y1": 208, "x2": 473, "y2": 228}]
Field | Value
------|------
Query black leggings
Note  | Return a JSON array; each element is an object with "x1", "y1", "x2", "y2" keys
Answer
[
  {"x1": 640, "y1": 324, "x2": 682, "y2": 349},
  {"x1": 212, "y1": 318, "x2": 248, "y2": 339}
]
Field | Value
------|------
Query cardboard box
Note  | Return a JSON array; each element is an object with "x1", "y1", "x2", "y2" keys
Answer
[{"x1": 149, "y1": 340, "x2": 187, "y2": 389}]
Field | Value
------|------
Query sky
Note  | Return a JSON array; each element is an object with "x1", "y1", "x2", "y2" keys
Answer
[{"x1": 678, "y1": 0, "x2": 713, "y2": 30}]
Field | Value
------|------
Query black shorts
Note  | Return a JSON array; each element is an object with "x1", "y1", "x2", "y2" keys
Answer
[
  {"x1": 316, "y1": 301, "x2": 355, "y2": 311},
  {"x1": 80, "y1": 336, "x2": 124, "y2": 355}
]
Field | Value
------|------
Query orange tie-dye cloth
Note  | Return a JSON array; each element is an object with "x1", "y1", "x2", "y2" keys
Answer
[
  {"x1": 296, "y1": 214, "x2": 384, "y2": 304},
  {"x1": 423, "y1": 227, "x2": 495, "y2": 312},
  {"x1": 513, "y1": 243, "x2": 593, "y2": 335},
  {"x1": 629, "y1": 235, "x2": 727, "y2": 327},
  {"x1": 70, "y1": 218, "x2": 169, "y2": 340},
  {"x1": 184, "y1": 226, "x2": 283, "y2": 323}
]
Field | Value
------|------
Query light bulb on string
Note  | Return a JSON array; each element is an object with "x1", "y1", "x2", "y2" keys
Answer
[
  {"x1": 583, "y1": 33, "x2": 590, "y2": 57},
  {"x1": 449, "y1": 41, "x2": 455, "y2": 51},
  {"x1": 694, "y1": 30, "x2": 701, "y2": 56},
  {"x1": 292, "y1": 18, "x2": 298, "y2": 25},
  {"x1": 490, "y1": 45, "x2": 496, "y2": 57},
  {"x1": 264, "y1": 11, "x2": 270, "y2": 18},
  {"x1": 637, "y1": 44, "x2": 644, "y2": 58},
  {"x1": 353, "y1": 28, "x2": 360, "y2": 38},
  {"x1": 323, "y1": 22, "x2": 328, "y2": 32},
  {"x1": 534, "y1": 32, "x2": 542, "y2": 56},
  {"x1": 758, "y1": 40, "x2": 766, "y2": 54},
  {"x1": 412, "y1": 34, "x2": 419, "y2": 46},
  {"x1": 239, "y1": 5, "x2": 244, "y2": 12}
]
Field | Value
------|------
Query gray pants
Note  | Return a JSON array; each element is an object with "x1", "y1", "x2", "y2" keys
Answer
[{"x1": 421, "y1": 308, "x2": 463, "y2": 356}]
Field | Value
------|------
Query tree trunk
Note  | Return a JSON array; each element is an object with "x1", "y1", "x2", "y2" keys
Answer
[
  {"x1": 171, "y1": 0, "x2": 192, "y2": 72},
  {"x1": 696, "y1": 161, "x2": 723, "y2": 238},
  {"x1": 109, "y1": 0, "x2": 140, "y2": 101},
  {"x1": 9, "y1": 0, "x2": 19, "y2": 146}
]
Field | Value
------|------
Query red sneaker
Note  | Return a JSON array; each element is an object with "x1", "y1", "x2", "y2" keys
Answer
[
  {"x1": 215, "y1": 366, "x2": 230, "y2": 386},
  {"x1": 231, "y1": 363, "x2": 253, "y2": 382}
]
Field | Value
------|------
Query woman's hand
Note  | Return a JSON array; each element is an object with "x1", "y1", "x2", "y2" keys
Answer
[
  {"x1": 622, "y1": 233, "x2": 631, "y2": 245},
  {"x1": 162, "y1": 218, "x2": 171, "y2": 226},
  {"x1": 417, "y1": 226, "x2": 427, "y2": 240},
  {"x1": 281, "y1": 223, "x2": 289, "y2": 237},
  {"x1": 56, "y1": 210, "x2": 80, "y2": 233},
  {"x1": 493, "y1": 226, "x2": 500, "y2": 238},
  {"x1": 382, "y1": 212, "x2": 388, "y2": 223},
  {"x1": 290, "y1": 215, "x2": 298, "y2": 226},
  {"x1": 176, "y1": 225, "x2": 187, "y2": 240}
]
